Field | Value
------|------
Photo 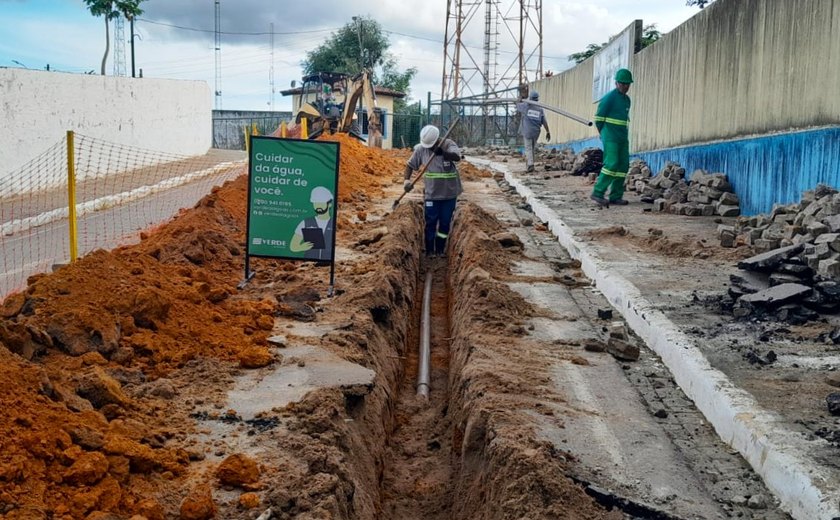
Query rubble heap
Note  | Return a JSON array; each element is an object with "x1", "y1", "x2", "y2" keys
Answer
[
  {"x1": 727, "y1": 243, "x2": 840, "y2": 324},
  {"x1": 720, "y1": 185, "x2": 840, "y2": 322},
  {"x1": 570, "y1": 148, "x2": 603, "y2": 176},
  {"x1": 719, "y1": 183, "x2": 840, "y2": 279},
  {"x1": 536, "y1": 147, "x2": 576, "y2": 172},
  {"x1": 626, "y1": 161, "x2": 741, "y2": 217}
]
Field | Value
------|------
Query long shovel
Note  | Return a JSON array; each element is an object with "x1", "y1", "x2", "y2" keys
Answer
[{"x1": 391, "y1": 117, "x2": 462, "y2": 210}]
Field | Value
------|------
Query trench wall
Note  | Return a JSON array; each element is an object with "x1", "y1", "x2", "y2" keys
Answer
[
  {"x1": 535, "y1": 0, "x2": 840, "y2": 215},
  {"x1": 0, "y1": 69, "x2": 211, "y2": 179}
]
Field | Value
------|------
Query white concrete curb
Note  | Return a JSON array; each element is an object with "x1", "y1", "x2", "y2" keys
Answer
[{"x1": 471, "y1": 157, "x2": 840, "y2": 520}]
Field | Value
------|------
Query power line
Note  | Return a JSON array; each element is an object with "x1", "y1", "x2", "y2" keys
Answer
[
  {"x1": 137, "y1": 18, "x2": 338, "y2": 36},
  {"x1": 384, "y1": 26, "x2": 566, "y2": 61}
]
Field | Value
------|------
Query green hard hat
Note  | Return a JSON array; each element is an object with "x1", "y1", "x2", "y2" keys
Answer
[{"x1": 615, "y1": 68, "x2": 634, "y2": 84}]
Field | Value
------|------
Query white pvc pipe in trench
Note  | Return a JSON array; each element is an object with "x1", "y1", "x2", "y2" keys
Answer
[{"x1": 417, "y1": 269, "x2": 433, "y2": 399}]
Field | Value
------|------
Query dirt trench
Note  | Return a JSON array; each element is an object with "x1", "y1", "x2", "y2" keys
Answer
[{"x1": 369, "y1": 201, "x2": 616, "y2": 520}]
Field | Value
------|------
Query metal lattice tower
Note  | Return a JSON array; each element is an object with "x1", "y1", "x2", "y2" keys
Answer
[
  {"x1": 113, "y1": 15, "x2": 127, "y2": 77},
  {"x1": 441, "y1": 0, "x2": 543, "y2": 100},
  {"x1": 269, "y1": 23, "x2": 275, "y2": 112},
  {"x1": 214, "y1": 0, "x2": 222, "y2": 110},
  {"x1": 482, "y1": 0, "x2": 498, "y2": 94}
]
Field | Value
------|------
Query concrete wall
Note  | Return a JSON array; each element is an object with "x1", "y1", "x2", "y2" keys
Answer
[
  {"x1": 537, "y1": 0, "x2": 840, "y2": 215},
  {"x1": 631, "y1": 0, "x2": 840, "y2": 152},
  {"x1": 0, "y1": 68, "x2": 211, "y2": 177},
  {"x1": 532, "y1": 60, "x2": 598, "y2": 146}
]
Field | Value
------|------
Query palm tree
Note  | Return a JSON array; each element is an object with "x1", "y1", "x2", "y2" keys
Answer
[{"x1": 83, "y1": 0, "x2": 145, "y2": 75}]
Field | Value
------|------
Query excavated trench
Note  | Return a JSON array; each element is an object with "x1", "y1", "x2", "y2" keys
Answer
[
  {"x1": 338, "y1": 200, "x2": 617, "y2": 520},
  {"x1": 378, "y1": 259, "x2": 453, "y2": 519}
]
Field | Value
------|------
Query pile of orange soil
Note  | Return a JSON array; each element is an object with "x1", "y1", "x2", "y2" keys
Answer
[
  {"x1": 0, "y1": 137, "x2": 400, "y2": 518},
  {"x1": 0, "y1": 178, "x2": 275, "y2": 518},
  {"x1": 458, "y1": 160, "x2": 494, "y2": 181},
  {"x1": 318, "y1": 132, "x2": 403, "y2": 201}
]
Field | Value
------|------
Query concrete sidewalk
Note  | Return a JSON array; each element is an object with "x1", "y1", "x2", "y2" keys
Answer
[{"x1": 469, "y1": 155, "x2": 840, "y2": 520}]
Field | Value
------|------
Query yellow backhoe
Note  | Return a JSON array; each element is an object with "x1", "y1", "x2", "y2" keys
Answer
[{"x1": 293, "y1": 69, "x2": 383, "y2": 148}]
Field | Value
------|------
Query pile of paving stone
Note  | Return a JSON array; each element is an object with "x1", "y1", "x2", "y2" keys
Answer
[
  {"x1": 718, "y1": 184, "x2": 840, "y2": 253},
  {"x1": 718, "y1": 184, "x2": 840, "y2": 322},
  {"x1": 537, "y1": 147, "x2": 577, "y2": 172},
  {"x1": 726, "y1": 243, "x2": 840, "y2": 323},
  {"x1": 625, "y1": 161, "x2": 741, "y2": 217}
]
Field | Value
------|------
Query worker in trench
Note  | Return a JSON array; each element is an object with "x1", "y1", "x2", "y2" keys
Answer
[
  {"x1": 403, "y1": 125, "x2": 463, "y2": 257},
  {"x1": 517, "y1": 90, "x2": 551, "y2": 173},
  {"x1": 591, "y1": 68, "x2": 634, "y2": 207}
]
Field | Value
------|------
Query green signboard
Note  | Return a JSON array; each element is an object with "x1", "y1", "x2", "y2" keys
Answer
[{"x1": 244, "y1": 136, "x2": 340, "y2": 290}]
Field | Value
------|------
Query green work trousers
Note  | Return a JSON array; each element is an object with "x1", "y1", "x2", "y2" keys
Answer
[{"x1": 592, "y1": 140, "x2": 629, "y2": 201}]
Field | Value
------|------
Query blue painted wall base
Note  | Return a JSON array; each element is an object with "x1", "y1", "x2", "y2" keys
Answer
[
  {"x1": 549, "y1": 126, "x2": 840, "y2": 216},
  {"x1": 542, "y1": 137, "x2": 602, "y2": 154}
]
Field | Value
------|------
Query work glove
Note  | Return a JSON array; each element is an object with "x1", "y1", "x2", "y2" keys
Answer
[
  {"x1": 546, "y1": 132, "x2": 551, "y2": 141},
  {"x1": 434, "y1": 146, "x2": 444, "y2": 156},
  {"x1": 403, "y1": 180, "x2": 413, "y2": 192}
]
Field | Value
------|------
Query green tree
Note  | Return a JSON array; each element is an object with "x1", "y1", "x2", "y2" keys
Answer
[
  {"x1": 687, "y1": 0, "x2": 713, "y2": 7},
  {"x1": 303, "y1": 17, "x2": 418, "y2": 112},
  {"x1": 568, "y1": 24, "x2": 661, "y2": 65},
  {"x1": 568, "y1": 42, "x2": 607, "y2": 65},
  {"x1": 83, "y1": 0, "x2": 145, "y2": 75}
]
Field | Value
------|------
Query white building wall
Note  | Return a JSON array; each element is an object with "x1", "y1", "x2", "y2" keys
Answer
[{"x1": 0, "y1": 68, "x2": 211, "y2": 178}]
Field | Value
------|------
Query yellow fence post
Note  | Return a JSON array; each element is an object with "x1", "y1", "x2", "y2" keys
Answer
[
  {"x1": 280, "y1": 121, "x2": 287, "y2": 138},
  {"x1": 251, "y1": 122, "x2": 258, "y2": 136},
  {"x1": 66, "y1": 130, "x2": 78, "y2": 262},
  {"x1": 244, "y1": 125, "x2": 250, "y2": 154}
]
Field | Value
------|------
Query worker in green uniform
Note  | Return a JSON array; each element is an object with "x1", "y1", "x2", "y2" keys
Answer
[{"x1": 591, "y1": 68, "x2": 633, "y2": 207}]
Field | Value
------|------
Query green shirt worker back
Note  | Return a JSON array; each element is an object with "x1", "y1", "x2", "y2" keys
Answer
[
  {"x1": 591, "y1": 68, "x2": 633, "y2": 207},
  {"x1": 403, "y1": 125, "x2": 463, "y2": 257}
]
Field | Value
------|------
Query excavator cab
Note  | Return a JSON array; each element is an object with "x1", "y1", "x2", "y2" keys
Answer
[{"x1": 296, "y1": 72, "x2": 349, "y2": 139}]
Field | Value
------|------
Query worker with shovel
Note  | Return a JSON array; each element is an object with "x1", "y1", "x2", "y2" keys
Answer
[
  {"x1": 403, "y1": 125, "x2": 462, "y2": 257},
  {"x1": 591, "y1": 68, "x2": 634, "y2": 207}
]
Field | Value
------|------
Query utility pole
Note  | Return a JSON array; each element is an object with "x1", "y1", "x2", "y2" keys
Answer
[
  {"x1": 214, "y1": 0, "x2": 222, "y2": 110},
  {"x1": 352, "y1": 16, "x2": 365, "y2": 68},
  {"x1": 130, "y1": 16, "x2": 136, "y2": 78},
  {"x1": 269, "y1": 22, "x2": 275, "y2": 112}
]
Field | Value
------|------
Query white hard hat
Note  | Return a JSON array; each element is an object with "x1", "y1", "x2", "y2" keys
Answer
[
  {"x1": 419, "y1": 125, "x2": 440, "y2": 148},
  {"x1": 310, "y1": 186, "x2": 333, "y2": 203}
]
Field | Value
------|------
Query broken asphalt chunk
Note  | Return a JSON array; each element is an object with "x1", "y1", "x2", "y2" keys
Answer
[
  {"x1": 737, "y1": 244, "x2": 804, "y2": 272},
  {"x1": 738, "y1": 283, "x2": 812, "y2": 308},
  {"x1": 827, "y1": 393, "x2": 840, "y2": 416}
]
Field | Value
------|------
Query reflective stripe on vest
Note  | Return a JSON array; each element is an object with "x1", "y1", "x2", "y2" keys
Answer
[
  {"x1": 594, "y1": 116, "x2": 628, "y2": 126},
  {"x1": 425, "y1": 172, "x2": 459, "y2": 179}
]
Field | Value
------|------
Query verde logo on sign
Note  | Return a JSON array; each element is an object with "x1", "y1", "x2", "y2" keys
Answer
[{"x1": 243, "y1": 136, "x2": 340, "y2": 293}]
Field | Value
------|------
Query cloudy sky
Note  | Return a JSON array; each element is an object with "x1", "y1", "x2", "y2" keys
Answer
[{"x1": 0, "y1": 0, "x2": 703, "y2": 111}]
